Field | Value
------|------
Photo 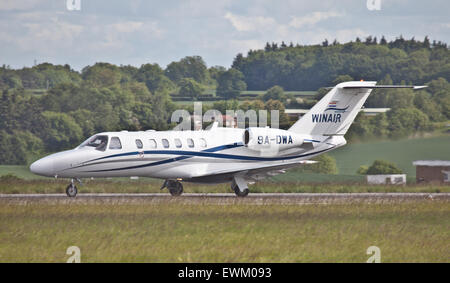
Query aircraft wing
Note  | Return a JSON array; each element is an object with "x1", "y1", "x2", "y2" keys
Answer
[
  {"x1": 187, "y1": 160, "x2": 317, "y2": 182},
  {"x1": 243, "y1": 160, "x2": 318, "y2": 181}
]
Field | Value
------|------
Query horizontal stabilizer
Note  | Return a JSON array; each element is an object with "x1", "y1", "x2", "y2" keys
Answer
[{"x1": 342, "y1": 85, "x2": 427, "y2": 90}]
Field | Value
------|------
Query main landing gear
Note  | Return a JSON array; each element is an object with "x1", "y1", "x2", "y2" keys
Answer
[
  {"x1": 66, "y1": 179, "x2": 81, "y2": 197},
  {"x1": 161, "y1": 180, "x2": 184, "y2": 196},
  {"x1": 161, "y1": 177, "x2": 249, "y2": 197},
  {"x1": 231, "y1": 176, "x2": 249, "y2": 197}
]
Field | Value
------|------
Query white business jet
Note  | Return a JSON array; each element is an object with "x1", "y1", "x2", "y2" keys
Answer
[{"x1": 30, "y1": 81, "x2": 425, "y2": 197}]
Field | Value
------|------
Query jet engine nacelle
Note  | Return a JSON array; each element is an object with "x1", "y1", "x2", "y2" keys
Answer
[{"x1": 243, "y1": 127, "x2": 305, "y2": 153}]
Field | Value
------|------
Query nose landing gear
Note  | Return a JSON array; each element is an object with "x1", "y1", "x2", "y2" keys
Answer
[
  {"x1": 66, "y1": 179, "x2": 82, "y2": 197},
  {"x1": 66, "y1": 183, "x2": 77, "y2": 197},
  {"x1": 161, "y1": 180, "x2": 184, "y2": 196}
]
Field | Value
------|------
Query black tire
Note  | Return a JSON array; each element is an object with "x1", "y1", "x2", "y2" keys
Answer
[
  {"x1": 232, "y1": 184, "x2": 249, "y2": 197},
  {"x1": 66, "y1": 184, "x2": 78, "y2": 197},
  {"x1": 168, "y1": 182, "x2": 183, "y2": 196}
]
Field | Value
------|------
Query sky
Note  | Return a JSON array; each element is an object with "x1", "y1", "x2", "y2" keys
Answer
[{"x1": 0, "y1": 0, "x2": 449, "y2": 70}]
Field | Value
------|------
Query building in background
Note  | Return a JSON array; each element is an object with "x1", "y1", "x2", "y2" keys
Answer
[
  {"x1": 413, "y1": 160, "x2": 450, "y2": 183},
  {"x1": 366, "y1": 174, "x2": 406, "y2": 185}
]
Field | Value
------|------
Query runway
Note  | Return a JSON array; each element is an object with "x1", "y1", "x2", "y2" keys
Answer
[{"x1": 1, "y1": 193, "x2": 449, "y2": 205}]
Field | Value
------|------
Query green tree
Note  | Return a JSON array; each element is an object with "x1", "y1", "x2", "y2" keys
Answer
[
  {"x1": 69, "y1": 109, "x2": 96, "y2": 137},
  {"x1": 0, "y1": 71, "x2": 23, "y2": 89},
  {"x1": 212, "y1": 100, "x2": 240, "y2": 113},
  {"x1": 33, "y1": 63, "x2": 81, "y2": 88},
  {"x1": 263, "y1": 85, "x2": 286, "y2": 102},
  {"x1": 0, "y1": 130, "x2": 44, "y2": 165},
  {"x1": 178, "y1": 78, "x2": 204, "y2": 100},
  {"x1": 240, "y1": 99, "x2": 265, "y2": 111},
  {"x1": 208, "y1": 66, "x2": 226, "y2": 86},
  {"x1": 264, "y1": 99, "x2": 290, "y2": 129},
  {"x1": 386, "y1": 88, "x2": 415, "y2": 109},
  {"x1": 216, "y1": 68, "x2": 247, "y2": 99},
  {"x1": 413, "y1": 91, "x2": 444, "y2": 122},
  {"x1": 366, "y1": 160, "x2": 403, "y2": 174},
  {"x1": 332, "y1": 75, "x2": 353, "y2": 85},
  {"x1": 123, "y1": 81, "x2": 152, "y2": 103},
  {"x1": 17, "y1": 67, "x2": 44, "y2": 88},
  {"x1": 165, "y1": 56, "x2": 208, "y2": 83},
  {"x1": 81, "y1": 63, "x2": 122, "y2": 88},
  {"x1": 41, "y1": 111, "x2": 83, "y2": 151},
  {"x1": 388, "y1": 108, "x2": 430, "y2": 137},
  {"x1": 346, "y1": 114, "x2": 373, "y2": 140},
  {"x1": 135, "y1": 63, "x2": 175, "y2": 93},
  {"x1": 365, "y1": 74, "x2": 393, "y2": 107},
  {"x1": 357, "y1": 165, "x2": 369, "y2": 175},
  {"x1": 371, "y1": 112, "x2": 389, "y2": 137}
]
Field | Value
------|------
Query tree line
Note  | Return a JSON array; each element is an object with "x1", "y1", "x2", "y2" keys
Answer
[
  {"x1": 0, "y1": 35, "x2": 448, "y2": 165},
  {"x1": 232, "y1": 35, "x2": 448, "y2": 90}
]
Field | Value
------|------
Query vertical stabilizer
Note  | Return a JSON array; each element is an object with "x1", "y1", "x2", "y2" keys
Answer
[{"x1": 289, "y1": 81, "x2": 376, "y2": 135}]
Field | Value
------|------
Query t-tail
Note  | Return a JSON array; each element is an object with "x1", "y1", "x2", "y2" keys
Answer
[{"x1": 289, "y1": 81, "x2": 427, "y2": 136}]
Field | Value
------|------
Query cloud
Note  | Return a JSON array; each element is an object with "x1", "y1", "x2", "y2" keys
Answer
[
  {"x1": 289, "y1": 11, "x2": 343, "y2": 29},
  {"x1": 0, "y1": 12, "x2": 84, "y2": 53},
  {"x1": 109, "y1": 21, "x2": 144, "y2": 33},
  {"x1": 0, "y1": 10, "x2": 164, "y2": 54},
  {"x1": 0, "y1": 1, "x2": 448, "y2": 70},
  {"x1": 224, "y1": 10, "x2": 345, "y2": 39},
  {"x1": 107, "y1": 20, "x2": 163, "y2": 36},
  {"x1": 91, "y1": 20, "x2": 164, "y2": 51},
  {"x1": 224, "y1": 12, "x2": 276, "y2": 32},
  {"x1": 0, "y1": 0, "x2": 41, "y2": 11}
]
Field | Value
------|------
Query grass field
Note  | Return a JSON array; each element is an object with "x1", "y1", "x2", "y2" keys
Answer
[
  {"x1": 329, "y1": 135, "x2": 450, "y2": 176},
  {"x1": 0, "y1": 201, "x2": 448, "y2": 262},
  {"x1": 0, "y1": 165, "x2": 47, "y2": 180}
]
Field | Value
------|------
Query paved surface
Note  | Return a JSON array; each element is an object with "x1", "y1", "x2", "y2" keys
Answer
[{"x1": 0, "y1": 193, "x2": 449, "y2": 205}]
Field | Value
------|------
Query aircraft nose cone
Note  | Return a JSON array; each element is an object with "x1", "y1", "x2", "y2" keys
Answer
[{"x1": 30, "y1": 158, "x2": 55, "y2": 177}]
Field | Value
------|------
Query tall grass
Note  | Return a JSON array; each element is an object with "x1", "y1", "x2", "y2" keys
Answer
[{"x1": 0, "y1": 202, "x2": 448, "y2": 262}]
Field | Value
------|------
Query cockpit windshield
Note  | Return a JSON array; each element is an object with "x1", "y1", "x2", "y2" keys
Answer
[{"x1": 79, "y1": 135, "x2": 108, "y2": 151}]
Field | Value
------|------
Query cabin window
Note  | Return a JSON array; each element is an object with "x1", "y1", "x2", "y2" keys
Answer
[
  {"x1": 187, "y1": 138, "x2": 194, "y2": 148},
  {"x1": 162, "y1": 139, "x2": 170, "y2": 148},
  {"x1": 199, "y1": 138, "x2": 207, "y2": 148},
  {"x1": 109, "y1": 137, "x2": 122, "y2": 150},
  {"x1": 80, "y1": 135, "x2": 108, "y2": 151},
  {"x1": 174, "y1": 138, "x2": 182, "y2": 148},
  {"x1": 135, "y1": 139, "x2": 143, "y2": 149},
  {"x1": 149, "y1": 139, "x2": 157, "y2": 149}
]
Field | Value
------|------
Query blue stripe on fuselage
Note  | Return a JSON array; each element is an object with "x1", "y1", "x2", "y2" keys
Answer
[
  {"x1": 85, "y1": 142, "x2": 244, "y2": 164},
  {"x1": 82, "y1": 145, "x2": 333, "y2": 173}
]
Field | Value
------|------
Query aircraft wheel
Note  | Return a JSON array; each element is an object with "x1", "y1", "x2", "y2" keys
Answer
[
  {"x1": 168, "y1": 181, "x2": 183, "y2": 196},
  {"x1": 232, "y1": 183, "x2": 249, "y2": 197},
  {"x1": 66, "y1": 183, "x2": 78, "y2": 197}
]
